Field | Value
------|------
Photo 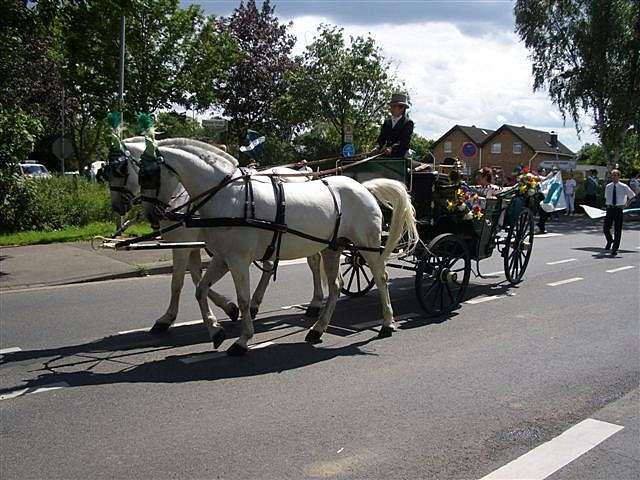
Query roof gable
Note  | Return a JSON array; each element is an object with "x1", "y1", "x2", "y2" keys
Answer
[
  {"x1": 432, "y1": 124, "x2": 494, "y2": 147},
  {"x1": 483, "y1": 124, "x2": 574, "y2": 156}
]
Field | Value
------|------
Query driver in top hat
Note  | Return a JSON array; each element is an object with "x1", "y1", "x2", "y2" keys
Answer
[{"x1": 372, "y1": 92, "x2": 414, "y2": 158}]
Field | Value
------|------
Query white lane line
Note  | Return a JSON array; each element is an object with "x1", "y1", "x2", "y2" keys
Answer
[
  {"x1": 0, "y1": 347, "x2": 22, "y2": 355},
  {"x1": 118, "y1": 319, "x2": 201, "y2": 335},
  {"x1": 479, "y1": 418, "x2": 623, "y2": 480},
  {"x1": 546, "y1": 258, "x2": 577, "y2": 265},
  {"x1": 351, "y1": 313, "x2": 416, "y2": 330},
  {"x1": 465, "y1": 293, "x2": 515, "y2": 305},
  {"x1": 484, "y1": 270, "x2": 504, "y2": 277},
  {"x1": 535, "y1": 233, "x2": 564, "y2": 238},
  {"x1": 606, "y1": 265, "x2": 636, "y2": 273},
  {"x1": 547, "y1": 277, "x2": 583, "y2": 287},
  {"x1": 0, "y1": 382, "x2": 69, "y2": 401},
  {"x1": 179, "y1": 341, "x2": 275, "y2": 364}
]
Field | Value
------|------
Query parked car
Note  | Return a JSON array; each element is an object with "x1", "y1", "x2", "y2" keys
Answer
[{"x1": 18, "y1": 161, "x2": 52, "y2": 179}]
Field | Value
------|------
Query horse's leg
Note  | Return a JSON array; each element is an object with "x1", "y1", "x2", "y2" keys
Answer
[
  {"x1": 226, "y1": 256, "x2": 254, "y2": 356},
  {"x1": 249, "y1": 261, "x2": 274, "y2": 320},
  {"x1": 194, "y1": 256, "x2": 229, "y2": 349},
  {"x1": 305, "y1": 253, "x2": 324, "y2": 319},
  {"x1": 149, "y1": 248, "x2": 187, "y2": 333},
  {"x1": 361, "y1": 251, "x2": 395, "y2": 338},
  {"x1": 191, "y1": 250, "x2": 239, "y2": 322},
  {"x1": 305, "y1": 249, "x2": 340, "y2": 344}
]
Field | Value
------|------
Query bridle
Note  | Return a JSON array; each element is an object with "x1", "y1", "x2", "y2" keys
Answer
[{"x1": 106, "y1": 150, "x2": 140, "y2": 206}]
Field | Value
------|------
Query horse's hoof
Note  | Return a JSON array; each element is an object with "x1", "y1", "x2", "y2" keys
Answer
[
  {"x1": 227, "y1": 304, "x2": 239, "y2": 322},
  {"x1": 211, "y1": 328, "x2": 226, "y2": 349},
  {"x1": 305, "y1": 306, "x2": 320, "y2": 319},
  {"x1": 149, "y1": 322, "x2": 170, "y2": 334},
  {"x1": 377, "y1": 325, "x2": 394, "y2": 339},
  {"x1": 305, "y1": 329, "x2": 323, "y2": 344},
  {"x1": 227, "y1": 342, "x2": 248, "y2": 356},
  {"x1": 250, "y1": 307, "x2": 259, "y2": 320}
]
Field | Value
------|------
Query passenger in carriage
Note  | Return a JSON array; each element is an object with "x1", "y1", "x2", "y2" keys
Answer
[
  {"x1": 372, "y1": 92, "x2": 414, "y2": 158},
  {"x1": 474, "y1": 167, "x2": 502, "y2": 198}
]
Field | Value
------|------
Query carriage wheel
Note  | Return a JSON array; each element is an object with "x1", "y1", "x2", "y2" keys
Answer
[
  {"x1": 340, "y1": 249, "x2": 376, "y2": 297},
  {"x1": 415, "y1": 234, "x2": 471, "y2": 316},
  {"x1": 503, "y1": 207, "x2": 534, "y2": 284}
]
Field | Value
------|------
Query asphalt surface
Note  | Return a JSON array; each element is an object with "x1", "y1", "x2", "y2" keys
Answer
[{"x1": 1, "y1": 218, "x2": 639, "y2": 479}]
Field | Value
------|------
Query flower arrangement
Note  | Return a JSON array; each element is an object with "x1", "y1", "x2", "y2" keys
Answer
[
  {"x1": 517, "y1": 171, "x2": 539, "y2": 197},
  {"x1": 446, "y1": 187, "x2": 484, "y2": 220}
]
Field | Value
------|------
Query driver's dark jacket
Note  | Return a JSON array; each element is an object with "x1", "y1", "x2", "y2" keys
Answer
[{"x1": 376, "y1": 115, "x2": 414, "y2": 157}]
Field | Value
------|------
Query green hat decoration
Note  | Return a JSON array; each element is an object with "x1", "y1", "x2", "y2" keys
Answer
[
  {"x1": 136, "y1": 112, "x2": 157, "y2": 159},
  {"x1": 106, "y1": 111, "x2": 125, "y2": 153}
]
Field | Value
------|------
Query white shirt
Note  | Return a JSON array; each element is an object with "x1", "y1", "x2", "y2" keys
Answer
[
  {"x1": 604, "y1": 181, "x2": 635, "y2": 207},
  {"x1": 391, "y1": 115, "x2": 402, "y2": 128},
  {"x1": 565, "y1": 178, "x2": 576, "y2": 195}
]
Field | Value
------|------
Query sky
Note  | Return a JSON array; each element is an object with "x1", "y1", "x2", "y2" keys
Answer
[{"x1": 191, "y1": 0, "x2": 598, "y2": 152}]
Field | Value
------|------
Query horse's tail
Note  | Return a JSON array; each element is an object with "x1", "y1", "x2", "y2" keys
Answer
[{"x1": 362, "y1": 179, "x2": 418, "y2": 261}]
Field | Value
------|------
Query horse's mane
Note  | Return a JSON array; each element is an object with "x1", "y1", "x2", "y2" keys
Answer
[
  {"x1": 158, "y1": 146, "x2": 236, "y2": 176},
  {"x1": 123, "y1": 136, "x2": 145, "y2": 143},
  {"x1": 157, "y1": 138, "x2": 238, "y2": 167}
]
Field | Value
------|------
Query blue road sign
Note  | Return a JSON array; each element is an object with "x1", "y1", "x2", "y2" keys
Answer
[
  {"x1": 342, "y1": 143, "x2": 355, "y2": 157},
  {"x1": 462, "y1": 142, "x2": 477, "y2": 157}
]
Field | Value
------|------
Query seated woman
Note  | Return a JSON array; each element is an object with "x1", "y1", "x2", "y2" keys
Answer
[{"x1": 474, "y1": 167, "x2": 502, "y2": 198}]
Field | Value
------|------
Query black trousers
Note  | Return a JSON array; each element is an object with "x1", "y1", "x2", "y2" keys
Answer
[
  {"x1": 603, "y1": 206, "x2": 623, "y2": 251},
  {"x1": 585, "y1": 193, "x2": 597, "y2": 207}
]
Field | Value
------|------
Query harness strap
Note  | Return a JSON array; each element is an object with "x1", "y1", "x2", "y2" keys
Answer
[
  {"x1": 260, "y1": 178, "x2": 286, "y2": 279},
  {"x1": 321, "y1": 179, "x2": 342, "y2": 250}
]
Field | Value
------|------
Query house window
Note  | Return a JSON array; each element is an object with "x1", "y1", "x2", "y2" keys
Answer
[
  {"x1": 444, "y1": 141, "x2": 452, "y2": 153},
  {"x1": 491, "y1": 142, "x2": 501, "y2": 154},
  {"x1": 513, "y1": 142, "x2": 523, "y2": 154}
]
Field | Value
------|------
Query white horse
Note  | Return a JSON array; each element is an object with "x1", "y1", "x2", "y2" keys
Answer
[
  {"x1": 111, "y1": 139, "x2": 324, "y2": 337},
  {"x1": 141, "y1": 145, "x2": 418, "y2": 356}
]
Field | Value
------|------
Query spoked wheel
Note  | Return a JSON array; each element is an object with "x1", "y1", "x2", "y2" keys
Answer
[
  {"x1": 340, "y1": 248, "x2": 375, "y2": 297},
  {"x1": 503, "y1": 207, "x2": 534, "y2": 284},
  {"x1": 415, "y1": 234, "x2": 471, "y2": 316}
]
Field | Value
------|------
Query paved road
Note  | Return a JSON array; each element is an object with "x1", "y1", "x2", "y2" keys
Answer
[{"x1": 1, "y1": 224, "x2": 639, "y2": 479}]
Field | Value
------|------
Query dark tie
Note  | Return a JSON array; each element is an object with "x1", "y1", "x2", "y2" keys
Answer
[{"x1": 612, "y1": 184, "x2": 617, "y2": 206}]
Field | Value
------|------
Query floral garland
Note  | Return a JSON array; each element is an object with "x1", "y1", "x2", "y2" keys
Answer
[
  {"x1": 446, "y1": 187, "x2": 484, "y2": 220},
  {"x1": 517, "y1": 170, "x2": 539, "y2": 197}
]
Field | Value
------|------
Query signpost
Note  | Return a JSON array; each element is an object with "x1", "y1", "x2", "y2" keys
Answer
[
  {"x1": 342, "y1": 143, "x2": 355, "y2": 157},
  {"x1": 462, "y1": 142, "x2": 477, "y2": 157}
]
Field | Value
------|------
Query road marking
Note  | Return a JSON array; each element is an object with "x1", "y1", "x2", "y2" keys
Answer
[
  {"x1": 0, "y1": 382, "x2": 68, "y2": 401},
  {"x1": 547, "y1": 277, "x2": 583, "y2": 287},
  {"x1": 0, "y1": 347, "x2": 22, "y2": 355},
  {"x1": 465, "y1": 293, "x2": 515, "y2": 305},
  {"x1": 118, "y1": 319, "x2": 201, "y2": 335},
  {"x1": 535, "y1": 233, "x2": 564, "y2": 238},
  {"x1": 546, "y1": 258, "x2": 577, "y2": 265},
  {"x1": 179, "y1": 341, "x2": 275, "y2": 364},
  {"x1": 606, "y1": 265, "x2": 636, "y2": 273},
  {"x1": 479, "y1": 418, "x2": 623, "y2": 480},
  {"x1": 483, "y1": 270, "x2": 504, "y2": 277},
  {"x1": 352, "y1": 313, "x2": 416, "y2": 330}
]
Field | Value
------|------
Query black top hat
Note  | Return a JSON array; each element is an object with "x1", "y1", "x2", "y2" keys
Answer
[{"x1": 389, "y1": 93, "x2": 410, "y2": 108}]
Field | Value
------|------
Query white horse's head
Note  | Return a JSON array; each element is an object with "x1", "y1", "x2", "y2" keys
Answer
[{"x1": 107, "y1": 142, "x2": 143, "y2": 216}]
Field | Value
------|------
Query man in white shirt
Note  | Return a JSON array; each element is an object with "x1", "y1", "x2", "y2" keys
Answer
[
  {"x1": 603, "y1": 169, "x2": 636, "y2": 256},
  {"x1": 564, "y1": 172, "x2": 577, "y2": 215}
]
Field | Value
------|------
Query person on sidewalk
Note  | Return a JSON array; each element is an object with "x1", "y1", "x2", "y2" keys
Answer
[
  {"x1": 585, "y1": 170, "x2": 598, "y2": 207},
  {"x1": 564, "y1": 172, "x2": 577, "y2": 215},
  {"x1": 603, "y1": 169, "x2": 636, "y2": 256}
]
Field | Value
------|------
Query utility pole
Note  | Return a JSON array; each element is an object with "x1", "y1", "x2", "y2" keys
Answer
[
  {"x1": 61, "y1": 86, "x2": 65, "y2": 174},
  {"x1": 119, "y1": 15, "x2": 126, "y2": 136}
]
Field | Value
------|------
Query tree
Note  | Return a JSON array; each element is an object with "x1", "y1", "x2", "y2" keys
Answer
[
  {"x1": 288, "y1": 25, "x2": 400, "y2": 155},
  {"x1": 410, "y1": 133, "x2": 436, "y2": 163},
  {"x1": 220, "y1": 0, "x2": 296, "y2": 142},
  {"x1": 514, "y1": 0, "x2": 640, "y2": 167},
  {"x1": 576, "y1": 142, "x2": 606, "y2": 165},
  {"x1": 54, "y1": 0, "x2": 237, "y2": 169},
  {"x1": 156, "y1": 111, "x2": 205, "y2": 139}
]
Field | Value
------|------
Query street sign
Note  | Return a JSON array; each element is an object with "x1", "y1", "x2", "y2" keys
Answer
[
  {"x1": 342, "y1": 143, "x2": 355, "y2": 157},
  {"x1": 202, "y1": 118, "x2": 228, "y2": 131},
  {"x1": 52, "y1": 137, "x2": 74, "y2": 161},
  {"x1": 462, "y1": 142, "x2": 477, "y2": 157},
  {"x1": 343, "y1": 125, "x2": 353, "y2": 144}
]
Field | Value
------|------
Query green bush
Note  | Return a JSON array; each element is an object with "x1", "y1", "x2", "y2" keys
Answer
[{"x1": 0, "y1": 176, "x2": 112, "y2": 233}]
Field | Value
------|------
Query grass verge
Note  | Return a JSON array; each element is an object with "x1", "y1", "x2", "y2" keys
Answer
[{"x1": 0, "y1": 221, "x2": 154, "y2": 247}]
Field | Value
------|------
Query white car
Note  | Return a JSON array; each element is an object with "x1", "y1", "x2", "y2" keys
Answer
[{"x1": 18, "y1": 161, "x2": 52, "y2": 179}]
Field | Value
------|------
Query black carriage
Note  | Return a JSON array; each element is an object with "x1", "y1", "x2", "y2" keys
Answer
[{"x1": 337, "y1": 157, "x2": 535, "y2": 316}]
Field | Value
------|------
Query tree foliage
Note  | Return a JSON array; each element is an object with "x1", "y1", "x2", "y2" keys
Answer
[
  {"x1": 514, "y1": 0, "x2": 640, "y2": 166},
  {"x1": 288, "y1": 25, "x2": 399, "y2": 155},
  {"x1": 220, "y1": 0, "x2": 296, "y2": 141}
]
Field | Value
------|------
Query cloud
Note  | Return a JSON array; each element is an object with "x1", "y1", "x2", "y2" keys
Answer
[{"x1": 288, "y1": 15, "x2": 598, "y2": 152}]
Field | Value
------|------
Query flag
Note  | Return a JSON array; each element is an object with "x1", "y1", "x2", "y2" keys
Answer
[
  {"x1": 239, "y1": 129, "x2": 266, "y2": 158},
  {"x1": 540, "y1": 171, "x2": 567, "y2": 213},
  {"x1": 583, "y1": 204, "x2": 640, "y2": 219}
]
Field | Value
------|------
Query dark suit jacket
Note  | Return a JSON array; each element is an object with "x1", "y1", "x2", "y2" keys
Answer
[{"x1": 376, "y1": 115, "x2": 414, "y2": 157}]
